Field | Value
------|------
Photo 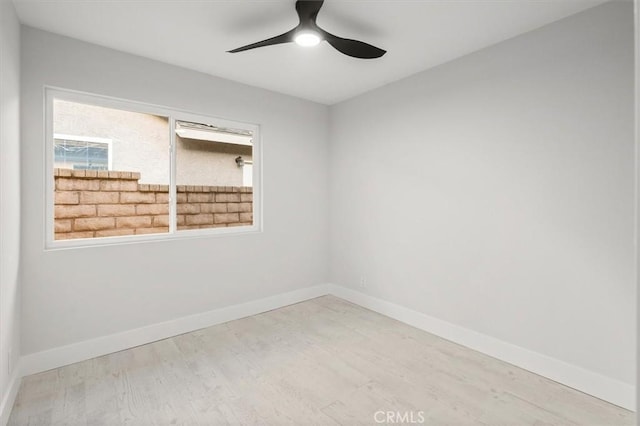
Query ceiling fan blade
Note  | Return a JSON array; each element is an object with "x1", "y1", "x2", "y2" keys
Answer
[
  {"x1": 321, "y1": 31, "x2": 386, "y2": 59},
  {"x1": 228, "y1": 29, "x2": 296, "y2": 53},
  {"x1": 295, "y1": 0, "x2": 324, "y2": 24}
]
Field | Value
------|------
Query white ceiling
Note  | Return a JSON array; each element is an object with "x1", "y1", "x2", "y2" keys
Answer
[{"x1": 13, "y1": 0, "x2": 605, "y2": 105}]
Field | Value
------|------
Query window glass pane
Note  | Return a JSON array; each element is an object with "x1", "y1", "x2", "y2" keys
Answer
[
  {"x1": 53, "y1": 99, "x2": 170, "y2": 240},
  {"x1": 174, "y1": 120, "x2": 253, "y2": 230},
  {"x1": 54, "y1": 139, "x2": 109, "y2": 170}
]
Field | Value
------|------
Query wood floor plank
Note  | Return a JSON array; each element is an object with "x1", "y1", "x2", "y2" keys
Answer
[{"x1": 8, "y1": 296, "x2": 635, "y2": 425}]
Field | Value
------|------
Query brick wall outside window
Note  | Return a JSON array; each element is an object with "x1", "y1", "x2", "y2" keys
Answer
[{"x1": 54, "y1": 169, "x2": 253, "y2": 240}]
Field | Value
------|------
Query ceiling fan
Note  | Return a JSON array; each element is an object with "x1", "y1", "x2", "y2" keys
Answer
[{"x1": 228, "y1": 0, "x2": 386, "y2": 59}]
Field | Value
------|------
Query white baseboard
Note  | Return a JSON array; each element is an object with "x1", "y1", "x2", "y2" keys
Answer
[
  {"x1": 20, "y1": 284, "x2": 329, "y2": 377},
  {"x1": 327, "y1": 284, "x2": 636, "y2": 411},
  {"x1": 0, "y1": 363, "x2": 22, "y2": 426}
]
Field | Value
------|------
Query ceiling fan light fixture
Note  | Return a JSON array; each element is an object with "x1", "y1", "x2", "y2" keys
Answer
[
  {"x1": 294, "y1": 31, "x2": 321, "y2": 47},
  {"x1": 227, "y1": 1, "x2": 386, "y2": 59}
]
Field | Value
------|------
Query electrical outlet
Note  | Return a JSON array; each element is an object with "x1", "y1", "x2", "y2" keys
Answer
[{"x1": 359, "y1": 276, "x2": 367, "y2": 288}]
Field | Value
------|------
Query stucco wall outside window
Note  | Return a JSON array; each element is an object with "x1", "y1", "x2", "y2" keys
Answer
[{"x1": 53, "y1": 100, "x2": 253, "y2": 186}]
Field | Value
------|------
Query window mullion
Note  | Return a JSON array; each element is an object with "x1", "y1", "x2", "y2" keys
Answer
[{"x1": 169, "y1": 116, "x2": 177, "y2": 234}]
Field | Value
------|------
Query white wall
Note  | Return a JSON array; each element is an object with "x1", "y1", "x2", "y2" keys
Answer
[
  {"x1": 636, "y1": 0, "x2": 640, "y2": 413},
  {"x1": 20, "y1": 27, "x2": 329, "y2": 355},
  {"x1": 0, "y1": 0, "x2": 21, "y2": 417},
  {"x1": 330, "y1": 1, "x2": 635, "y2": 388}
]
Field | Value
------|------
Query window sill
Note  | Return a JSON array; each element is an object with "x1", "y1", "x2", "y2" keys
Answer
[{"x1": 45, "y1": 224, "x2": 262, "y2": 251}]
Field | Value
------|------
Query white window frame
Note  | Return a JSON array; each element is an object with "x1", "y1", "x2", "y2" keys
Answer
[
  {"x1": 45, "y1": 87, "x2": 262, "y2": 250},
  {"x1": 53, "y1": 134, "x2": 113, "y2": 171}
]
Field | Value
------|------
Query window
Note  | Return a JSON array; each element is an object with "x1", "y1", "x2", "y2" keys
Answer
[
  {"x1": 54, "y1": 135, "x2": 112, "y2": 171},
  {"x1": 46, "y1": 88, "x2": 260, "y2": 248},
  {"x1": 175, "y1": 121, "x2": 254, "y2": 230}
]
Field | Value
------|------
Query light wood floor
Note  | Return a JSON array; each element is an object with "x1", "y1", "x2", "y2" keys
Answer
[{"x1": 8, "y1": 295, "x2": 634, "y2": 425}]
